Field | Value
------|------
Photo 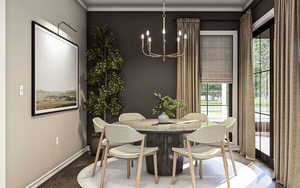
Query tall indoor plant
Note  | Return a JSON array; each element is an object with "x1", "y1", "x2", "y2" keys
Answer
[{"x1": 86, "y1": 26, "x2": 124, "y2": 121}]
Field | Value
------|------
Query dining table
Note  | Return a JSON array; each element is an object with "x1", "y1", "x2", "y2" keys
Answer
[{"x1": 117, "y1": 118, "x2": 218, "y2": 176}]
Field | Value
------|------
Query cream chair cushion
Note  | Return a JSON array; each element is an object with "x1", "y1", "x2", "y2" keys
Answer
[
  {"x1": 101, "y1": 139, "x2": 122, "y2": 147},
  {"x1": 119, "y1": 113, "x2": 146, "y2": 122},
  {"x1": 181, "y1": 113, "x2": 208, "y2": 122},
  {"x1": 218, "y1": 117, "x2": 237, "y2": 130},
  {"x1": 172, "y1": 145, "x2": 221, "y2": 159},
  {"x1": 105, "y1": 124, "x2": 145, "y2": 144},
  {"x1": 93, "y1": 117, "x2": 109, "y2": 133},
  {"x1": 187, "y1": 125, "x2": 226, "y2": 144},
  {"x1": 208, "y1": 118, "x2": 236, "y2": 146},
  {"x1": 109, "y1": 144, "x2": 158, "y2": 159}
]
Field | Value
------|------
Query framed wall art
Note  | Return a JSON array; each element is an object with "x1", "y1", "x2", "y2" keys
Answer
[{"x1": 32, "y1": 21, "x2": 79, "y2": 116}]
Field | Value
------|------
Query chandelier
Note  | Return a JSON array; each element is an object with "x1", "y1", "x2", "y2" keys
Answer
[{"x1": 140, "y1": 0, "x2": 187, "y2": 62}]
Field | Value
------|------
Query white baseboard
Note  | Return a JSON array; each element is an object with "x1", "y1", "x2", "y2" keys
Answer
[{"x1": 26, "y1": 146, "x2": 90, "y2": 188}]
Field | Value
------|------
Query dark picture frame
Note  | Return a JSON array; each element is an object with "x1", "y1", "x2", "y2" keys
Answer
[{"x1": 32, "y1": 21, "x2": 79, "y2": 116}]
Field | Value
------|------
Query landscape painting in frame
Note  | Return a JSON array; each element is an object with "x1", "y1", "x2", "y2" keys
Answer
[{"x1": 32, "y1": 22, "x2": 79, "y2": 116}]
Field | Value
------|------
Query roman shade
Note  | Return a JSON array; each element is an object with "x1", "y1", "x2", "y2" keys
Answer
[{"x1": 200, "y1": 35, "x2": 233, "y2": 83}]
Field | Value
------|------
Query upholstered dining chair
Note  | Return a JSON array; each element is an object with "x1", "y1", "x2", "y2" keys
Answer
[
  {"x1": 119, "y1": 113, "x2": 146, "y2": 122},
  {"x1": 91, "y1": 117, "x2": 122, "y2": 177},
  {"x1": 181, "y1": 113, "x2": 208, "y2": 122},
  {"x1": 118, "y1": 113, "x2": 146, "y2": 167},
  {"x1": 171, "y1": 125, "x2": 230, "y2": 188},
  {"x1": 91, "y1": 117, "x2": 108, "y2": 177},
  {"x1": 213, "y1": 117, "x2": 238, "y2": 176},
  {"x1": 194, "y1": 117, "x2": 238, "y2": 178},
  {"x1": 100, "y1": 124, "x2": 159, "y2": 188},
  {"x1": 181, "y1": 113, "x2": 208, "y2": 167}
]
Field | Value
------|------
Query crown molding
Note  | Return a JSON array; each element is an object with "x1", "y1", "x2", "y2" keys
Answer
[
  {"x1": 243, "y1": 0, "x2": 255, "y2": 10},
  {"x1": 87, "y1": 6, "x2": 243, "y2": 12},
  {"x1": 79, "y1": 0, "x2": 254, "y2": 12},
  {"x1": 77, "y1": 0, "x2": 88, "y2": 10}
]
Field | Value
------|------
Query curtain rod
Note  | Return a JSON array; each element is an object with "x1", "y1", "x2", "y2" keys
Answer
[{"x1": 173, "y1": 19, "x2": 240, "y2": 22}]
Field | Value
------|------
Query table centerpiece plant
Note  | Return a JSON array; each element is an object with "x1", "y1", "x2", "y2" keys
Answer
[{"x1": 152, "y1": 92, "x2": 186, "y2": 123}]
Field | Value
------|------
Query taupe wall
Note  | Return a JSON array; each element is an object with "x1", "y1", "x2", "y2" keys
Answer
[
  {"x1": 6, "y1": 0, "x2": 87, "y2": 187},
  {"x1": 87, "y1": 12, "x2": 241, "y2": 121},
  {"x1": 87, "y1": 12, "x2": 241, "y2": 146},
  {"x1": 0, "y1": 0, "x2": 6, "y2": 187}
]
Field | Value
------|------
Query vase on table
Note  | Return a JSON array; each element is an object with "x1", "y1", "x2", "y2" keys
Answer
[{"x1": 158, "y1": 112, "x2": 170, "y2": 123}]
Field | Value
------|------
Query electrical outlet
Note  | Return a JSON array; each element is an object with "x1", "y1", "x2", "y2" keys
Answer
[
  {"x1": 19, "y1": 85, "x2": 24, "y2": 96},
  {"x1": 56, "y1": 137, "x2": 59, "y2": 145}
]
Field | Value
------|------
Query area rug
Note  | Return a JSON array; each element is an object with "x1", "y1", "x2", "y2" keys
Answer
[{"x1": 78, "y1": 157, "x2": 263, "y2": 188}]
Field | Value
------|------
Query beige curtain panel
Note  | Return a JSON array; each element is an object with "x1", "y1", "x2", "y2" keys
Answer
[
  {"x1": 176, "y1": 18, "x2": 200, "y2": 118},
  {"x1": 238, "y1": 10, "x2": 256, "y2": 160},
  {"x1": 273, "y1": 0, "x2": 300, "y2": 187}
]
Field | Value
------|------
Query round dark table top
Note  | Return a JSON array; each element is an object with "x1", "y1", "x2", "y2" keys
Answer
[{"x1": 118, "y1": 119, "x2": 218, "y2": 133}]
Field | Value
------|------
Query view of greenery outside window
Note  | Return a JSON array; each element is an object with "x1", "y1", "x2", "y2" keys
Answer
[
  {"x1": 200, "y1": 83, "x2": 230, "y2": 122},
  {"x1": 253, "y1": 29, "x2": 271, "y2": 156}
]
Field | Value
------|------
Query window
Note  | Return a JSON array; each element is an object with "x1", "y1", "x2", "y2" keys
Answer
[
  {"x1": 200, "y1": 83, "x2": 230, "y2": 122},
  {"x1": 253, "y1": 27, "x2": 272, "y2": 160},
  {"x1": 199, "y1": 31, "x2": 238, "y2": 145},
  {"x1": 199, "y1": 34, "x2": 234, "y2": 122}
]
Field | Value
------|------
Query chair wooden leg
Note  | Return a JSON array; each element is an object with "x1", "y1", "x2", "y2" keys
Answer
[
  {"x1": 171, "y1": 152, "x2": 178, "y2": 184},
  {"x1": 199, "y1": 160, "x2": 203, "y2": 179},
  {"x1": 100, "y1": 145, "x2": 109, "y2": 188},
  {"x1": 92, "y1": 137, "x2": 103, "y2": 176},
  {"x1": 127, "y1": 160, "x2": 131, "y2": 179},
  {"x1": 136, "y1": 155, "x2": 143, "y2": 188},
  {"x1": 189, "y1": 157, "x2": 197, "y2": 188},
  {"x1": 187, "y1": 142, "x2": 197, "y2": 188},
  {"x1": 100, "y1": 148, "x2": 105, "y2": 167},
  {"x1": 153, "y1": 152, "x2": 159, "y2": 184},
  {"x1": 228, "y1": 144, "x2": 237, "y2": 176},
  {"x1": 193, "y1": 143, "x2": 197, "y2": 167},
  {"x1": 222, "y1": 151, "x2": 231, "y2": 188}
]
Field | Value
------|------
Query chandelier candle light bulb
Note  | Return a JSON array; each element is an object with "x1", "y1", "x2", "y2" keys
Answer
[
  {"x1": 178, "y1": 30, "x2": 182, "y2": 36},
  {"x1": 140, "y1": 0, "x2": 187, "y2": 62},
  {"x1": 148, "y1": 37, "x2": 152, "y2": 52}
]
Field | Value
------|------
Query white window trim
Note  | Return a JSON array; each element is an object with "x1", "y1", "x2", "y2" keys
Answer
[
  {"x1": 0, "y1": 0, "x2": 6, "y2": 187},
  {"x1": 252, "y1": 8, "x2": 274, "y2": 32},
  {"x1": 200, "y1": 31, "x2": 239, "y2": 148}
]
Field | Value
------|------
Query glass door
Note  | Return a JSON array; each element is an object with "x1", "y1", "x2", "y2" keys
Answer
[{"x1": 253, "y1": 20, "x2": 274, "y2": 168}]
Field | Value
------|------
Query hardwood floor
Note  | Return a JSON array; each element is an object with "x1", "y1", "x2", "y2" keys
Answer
[{"x1": 40, "y1": 152, "x2": 282, "y2": 188}]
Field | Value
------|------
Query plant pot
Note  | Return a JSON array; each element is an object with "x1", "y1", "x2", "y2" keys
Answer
[
  {"x1": 90, "y1": 133, "x2": 100, "y2": 155},
  {"x1": 158, "y1": 112, "x2": 170, "y2": 123}
]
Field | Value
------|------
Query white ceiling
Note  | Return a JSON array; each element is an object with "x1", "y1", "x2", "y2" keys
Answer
[{"x1": 78, "y1": 0, "x2": 254, "y2": 11}]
